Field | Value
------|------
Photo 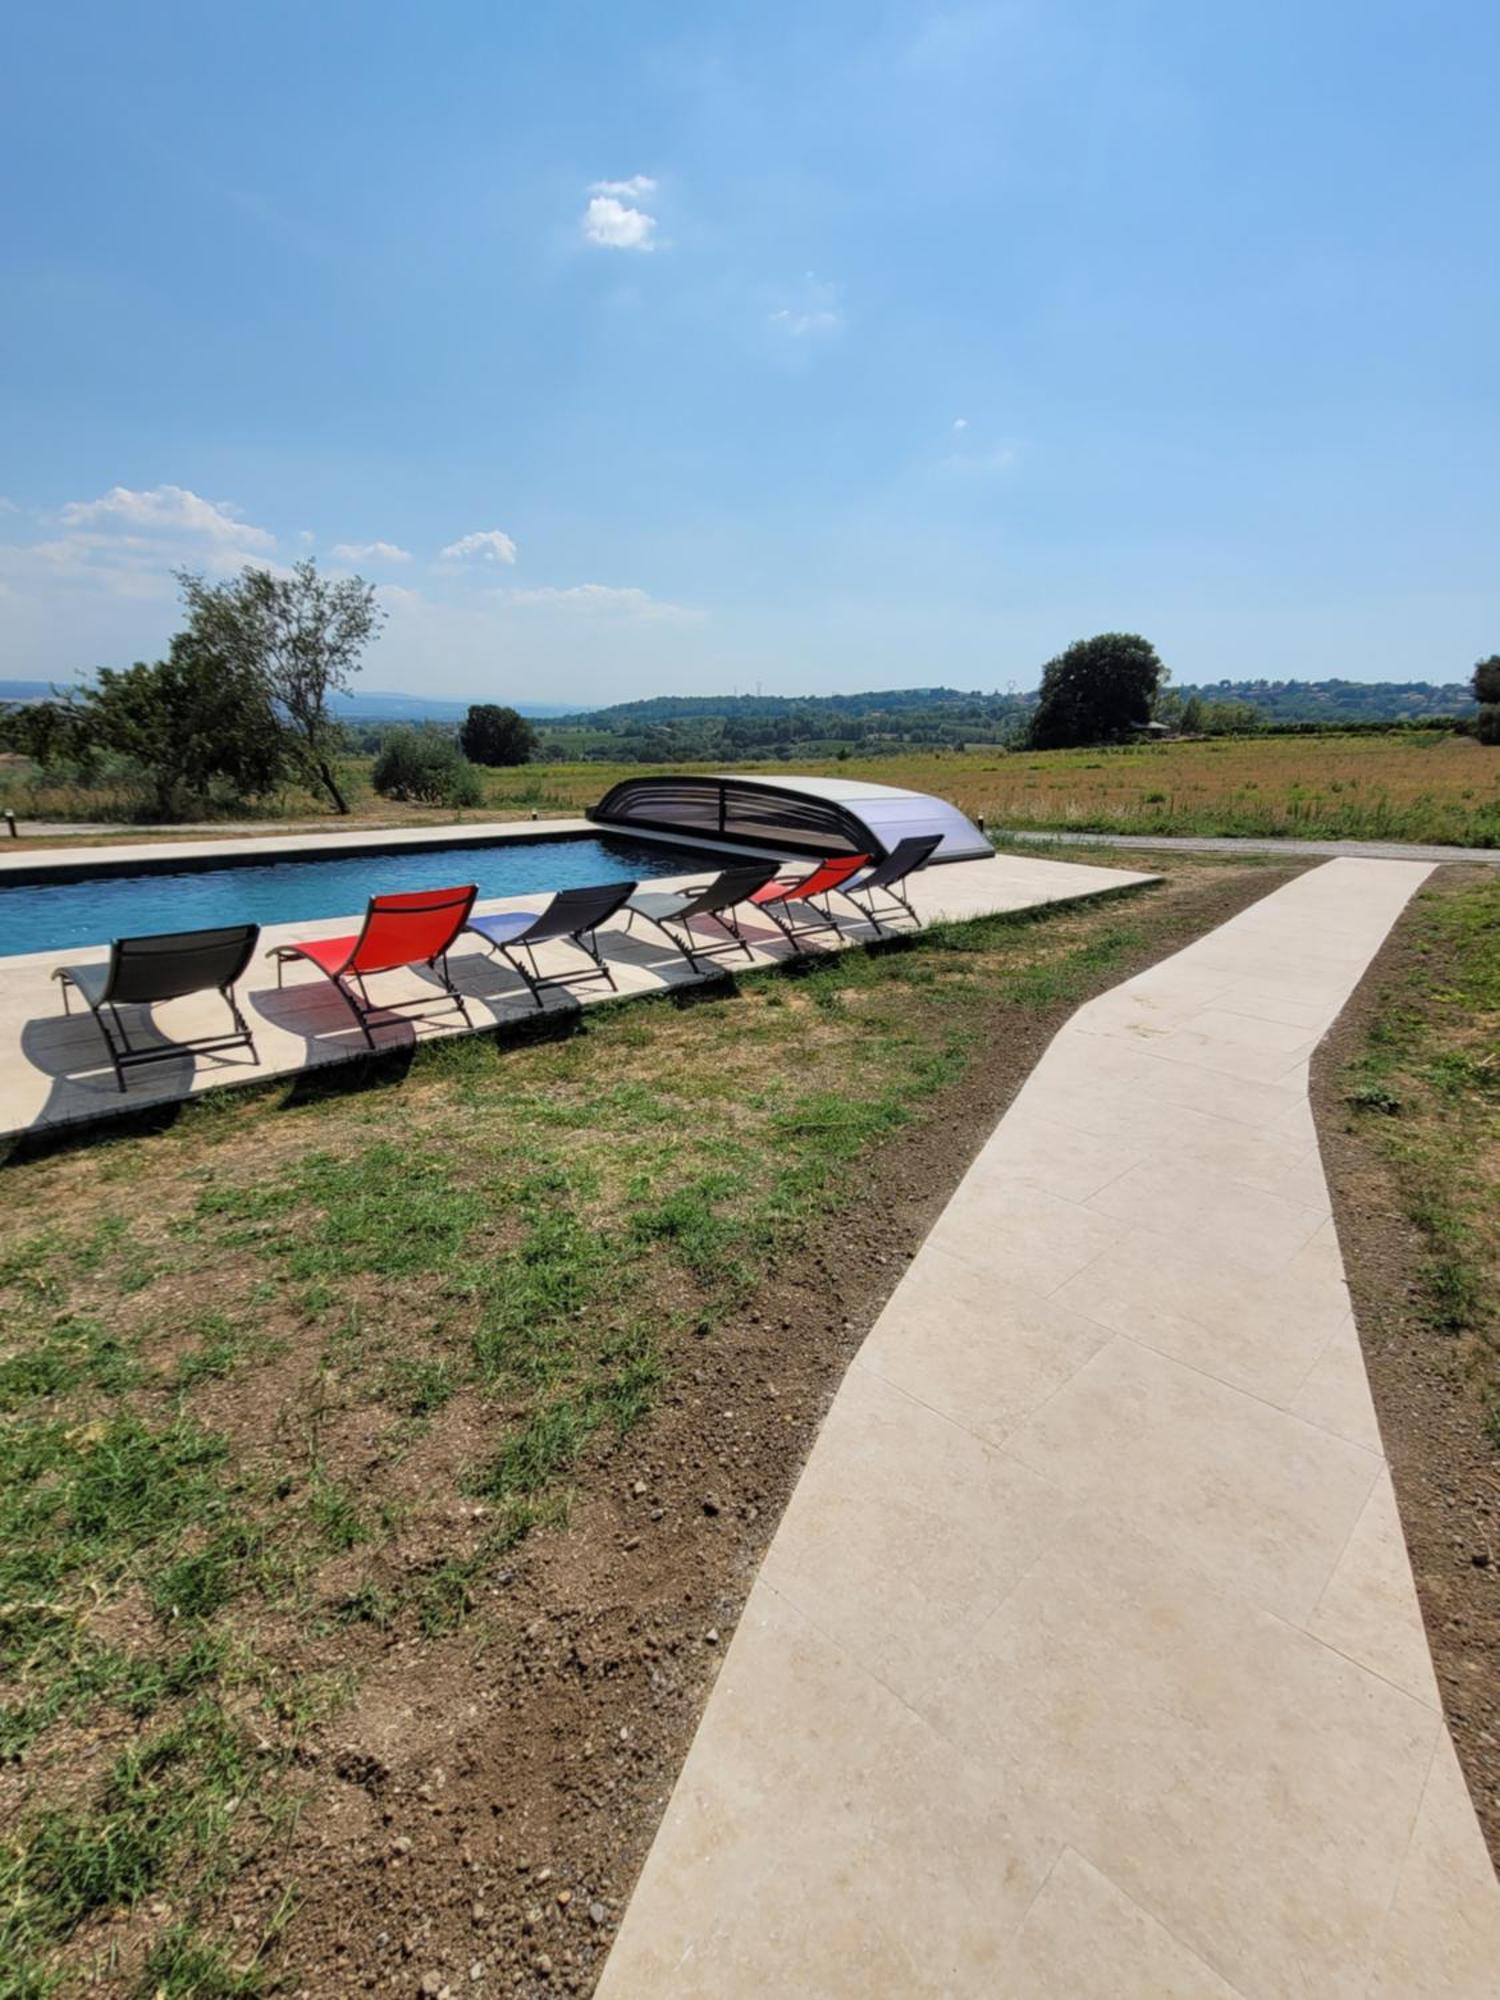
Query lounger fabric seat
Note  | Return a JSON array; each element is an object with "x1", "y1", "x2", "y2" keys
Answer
[
  {"x1": 54, "y1": 922, "x2": 261, "y2": 1092},
  {"x1": 836, "y1": 833, "x2": 943, "y2": 931},
  {"x1": 747, "y1": 853, "x2": 871, "y2": 948},
  {"x1": 623, "y1": 862, "x2": 782, "y2": 970},
  {"x1": 268, "y1": 884, "x2": 478, "y2": 1046},
  {"x1": 468, "y1": 881, "x2": 635, "y2": 1006}
]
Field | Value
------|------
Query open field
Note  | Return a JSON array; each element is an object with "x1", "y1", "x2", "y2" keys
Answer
[
  {"x1": 9, "y1": 730, "x2": 1500, "y2": 854},
  {"x1": 1313, "y1": 867, "x2": 1500, "y2": 1860},
  {"x1": 0, "y1": 853, "x2": 1291, "y2": 1997}
]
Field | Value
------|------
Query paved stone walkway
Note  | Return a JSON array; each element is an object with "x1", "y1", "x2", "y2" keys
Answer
[
  {"x1": 0, "y1": 847, "x2": 1150, "y2": 1141},
  {"x1": 597, "y1": 859, "x2": 1500, "y2": 1999}
]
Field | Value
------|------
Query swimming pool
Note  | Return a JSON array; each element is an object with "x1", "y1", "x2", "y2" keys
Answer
[{"x1": 0, "y1": 833, "x2": 741, "y2": 958}]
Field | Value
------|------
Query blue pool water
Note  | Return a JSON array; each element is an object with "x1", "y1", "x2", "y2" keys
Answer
[{"x1": 1, "y1": 834, "x2": 738, "y2": 958}]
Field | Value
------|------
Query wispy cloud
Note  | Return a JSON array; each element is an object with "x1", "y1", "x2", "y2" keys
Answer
[
  {"x1": 439, "y1": 529, "x2": 518, "y2": 564},
  {"x1": 330, "y1": 540, "x2": 411, "y2": 564},
  {"x1": 952, "y1": 417, "x2": 969, "y2": 431},
  {"x1": 769, "y1": 274, "x2": 843, "y2": 340},
  {"x1": 497, "y1": 583, "x2": 701, "y2": 624},
  {"x1": 582, "y1": 175, "x2": 659, "y2": 251},
  {"x1": 0, "y1": 482, "x2": 283, "y2": 614}
]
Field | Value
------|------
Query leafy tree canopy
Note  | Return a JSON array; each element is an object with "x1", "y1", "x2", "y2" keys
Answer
[
  {"x1": 173, "y1": 560, "x2": 383, "y2": 814},
  {"x1": 1029, "y1": 632, "x2": 1167, "y2": 749},
  {"x1": 1472, "y1": 655, "x2": 1500, "y2": 706},
  {"x1": 460, "y1": 703, "x2": 537, "y2": 767}
]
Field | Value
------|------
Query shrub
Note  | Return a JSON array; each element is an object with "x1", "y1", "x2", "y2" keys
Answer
[
  {"x1": 371, "y1": 729, "x2": 483, "y2": 807},
  {"x1": 1475, "y1": 705, "x2": 1500, "y2": 747}
]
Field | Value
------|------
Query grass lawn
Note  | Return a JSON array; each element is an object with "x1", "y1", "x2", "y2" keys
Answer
[
  {"x1": 1338, "y1": 870, "x2": 1500, "y2": 1430},
  {"x1": 0, "y1": 854, "x2": 1286, "y2": 1996}
]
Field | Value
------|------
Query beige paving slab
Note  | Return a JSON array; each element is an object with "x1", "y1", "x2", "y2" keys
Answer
[
  {"x1": 1009, "y1": 1847, "x2": 1243, "y2": 2000},
  {"x1": 597, "y1": 859, "x2": 1500, "y2": 1999},
  {"x1": 0, "y1": 840, "x2": 1153, "y2": 1140}
]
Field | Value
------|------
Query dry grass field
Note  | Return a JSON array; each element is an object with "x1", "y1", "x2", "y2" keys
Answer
[
  {"x1": 9, "y1": 730, "x2": 1500, "y2": 851},
  {"x1": 469, "y1": 732, "x2": 1500, "y2": 848}
]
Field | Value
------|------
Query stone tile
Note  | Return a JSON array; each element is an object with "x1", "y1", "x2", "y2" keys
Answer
[
  {"x1": 1054, "y1": 1228, "x2": 1350, "y2": 1405},
  {"x1": 1308, "y1": 1471, "x2": 1442, "y2": 1706},
  {"x1": 1009, "y1": 1848, "x2": 1243, "y2": 1999},
  {"x1": 922, "y1": 1521, "x2": 1438, "y2": 2000},
  {"x1": 962, "y1": 1109, "x2": 1141, "y2": 1202},
  {"x1": 855, "y1": 1242, "x2": 1113, "y2": 1447},
  {"x1": 759, "y1": 1365, "x2": 1074, "y2": 1706},
  {"x1": 930, "y1": 1179, "x2": 1120, "y2": 1299},
  {"x1": 1288, "y1": 1314, "x2": 1384, "y2": 1450},
  {"x1": 1083, "y1": 1157, "x2": 1328, "y2": 1279},
  {"x1": 1003, "y1": 1336, "x2": 1381, "y2": 1621},
  {"x1": 1366, "y1": 1732, "x2": 1500, "y2": 1999},
  {"x1": 1144, "y1": 1022, "x2": 1315, "y2": 1085},
  {"x1": 595, "y1": 1585, "x2": 1060, "y2": 2000}
]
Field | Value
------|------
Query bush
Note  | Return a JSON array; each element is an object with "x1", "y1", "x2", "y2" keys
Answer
[
  {"x1": 1475, "y1": 706, "x2": 1500, "y2": 747},
  {"x1": 371, "y1": 729, "x2": 483, "y2": 807}
]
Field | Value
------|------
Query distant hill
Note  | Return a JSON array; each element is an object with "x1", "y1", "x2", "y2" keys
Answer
[
  {"x1": 0, "y1": 679, "x2": 576, "y2": 720},
  {"x1": 1169, "y1": 678, "x2": 1476, "y2": 722}
]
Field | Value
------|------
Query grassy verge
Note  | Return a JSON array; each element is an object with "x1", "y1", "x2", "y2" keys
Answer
[
  {"x1": 0, "y1": 860, "x2": 1264, "y2": 1991},
  {"x1": 1339, "y1": 872, "x2": 1500, "y2": 1438}
]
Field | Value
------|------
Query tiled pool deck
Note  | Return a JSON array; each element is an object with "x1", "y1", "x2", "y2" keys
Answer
[
  {"x1": 597, "y1": 860, "x2": 1500, "y2": 1999},
  {"x1": 0, "y1": 828, "x2": 1151, "y2": 1141}
]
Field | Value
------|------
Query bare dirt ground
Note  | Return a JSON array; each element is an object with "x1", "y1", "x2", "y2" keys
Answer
[
  {"x1": 240, "y1": 861, "x2": 1300, "y2": 1999},
  {"x1": 1312, "y1": 865, "x2": 1500, "y2": 1867}
]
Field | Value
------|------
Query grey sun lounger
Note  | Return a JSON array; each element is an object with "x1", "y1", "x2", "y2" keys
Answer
[
  {"x1": 467, "y1": 881, "x2": 635, "y2": 1007},
  {"x1": 830, "y1": 833, "x2": 943, "y2": 932},
  {"x1": 53, "y1": 923, "x2": 261, "y2": 1091},
  {"x1": 622, "y1": 861, "x2": 782, "y2": 971}
]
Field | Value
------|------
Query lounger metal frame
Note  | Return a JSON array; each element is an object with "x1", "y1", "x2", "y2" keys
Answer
[
  {"x1": 54, "y1": 924, "x2": 261, "y2": 1092},
  {"x1": 622, "y1": 863, "x2": 782, "y2": 972},
  {"x1": 468, "y1": 884, "x2": 635, "y2": 1009}
]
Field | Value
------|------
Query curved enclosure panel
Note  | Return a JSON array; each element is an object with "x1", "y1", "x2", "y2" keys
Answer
[{"x1": 588, "y1": 773, "x2": 993, "y2": 865}]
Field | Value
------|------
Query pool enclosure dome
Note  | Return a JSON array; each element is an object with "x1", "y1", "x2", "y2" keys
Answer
[{"x1": 588, "y1": 772, "x2": 993, "y2": 865}]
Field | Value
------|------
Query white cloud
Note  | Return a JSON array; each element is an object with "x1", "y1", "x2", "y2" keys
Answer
[
  {"x1": 330, "y1": 539, "x2": 411, "y2": 564},
  {"x1": 769, "y1": 275, "x2": 843, "y2": 340},
  {"x1": 439, "y1": 529, "x2": 518, "y2": 565},
  {"x1": 497, "y1": 583, "x2": 701, "y2": 624},
  {"x1": 952, "y1": 417, "x2": 969, "y2": 431},
  {"x1": 60, "y1": 484, "x2": 274, "y2": 549},
  {"x1": 582, "y1": 175, "x2": 659, "y2": 251}
]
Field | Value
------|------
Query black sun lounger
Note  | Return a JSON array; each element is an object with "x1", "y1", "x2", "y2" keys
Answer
[
  {"x1": 53, "y1": 923, "x2": 261, "y2": 1092},
  {"x1": 622, "y1": 861, "x2": 782, "y2": 971},
  {"x1": 832, "y1": 834, "x2": 943, "y2": 932},
  {"x1": 467, "y1": 881, "x2": 635, "y2": 1007}
]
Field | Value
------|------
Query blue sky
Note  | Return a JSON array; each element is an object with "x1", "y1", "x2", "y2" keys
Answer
[{"x1": 2, "y1": 1, "x2": 1495, "y2": 706}]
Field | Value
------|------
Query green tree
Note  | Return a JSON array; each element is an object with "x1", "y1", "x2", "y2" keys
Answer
[
  {"x1": 1472, "y1": 655, "x2": 1500, "y2": 705},
  {"x1": 1028, "y1": 633, "x2": 1167, "y2": 749},
  {"x1": 75, "y1": 641, "x2": 286, "y2": 818},
  {"x1": 459, "y1": 703, "x2": 537, "y2": 767},
  {"x1": 173, "y1": 560, "x2": 383, "y2": 814}
]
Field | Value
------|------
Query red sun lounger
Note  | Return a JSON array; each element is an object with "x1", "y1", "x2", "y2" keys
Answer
[
  {"x1": 268, "y1": 884, "x2": 478, "y2": 1046},
  {"x1": 747, "y1": 853, "x2": 871, "y2": 949}
]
